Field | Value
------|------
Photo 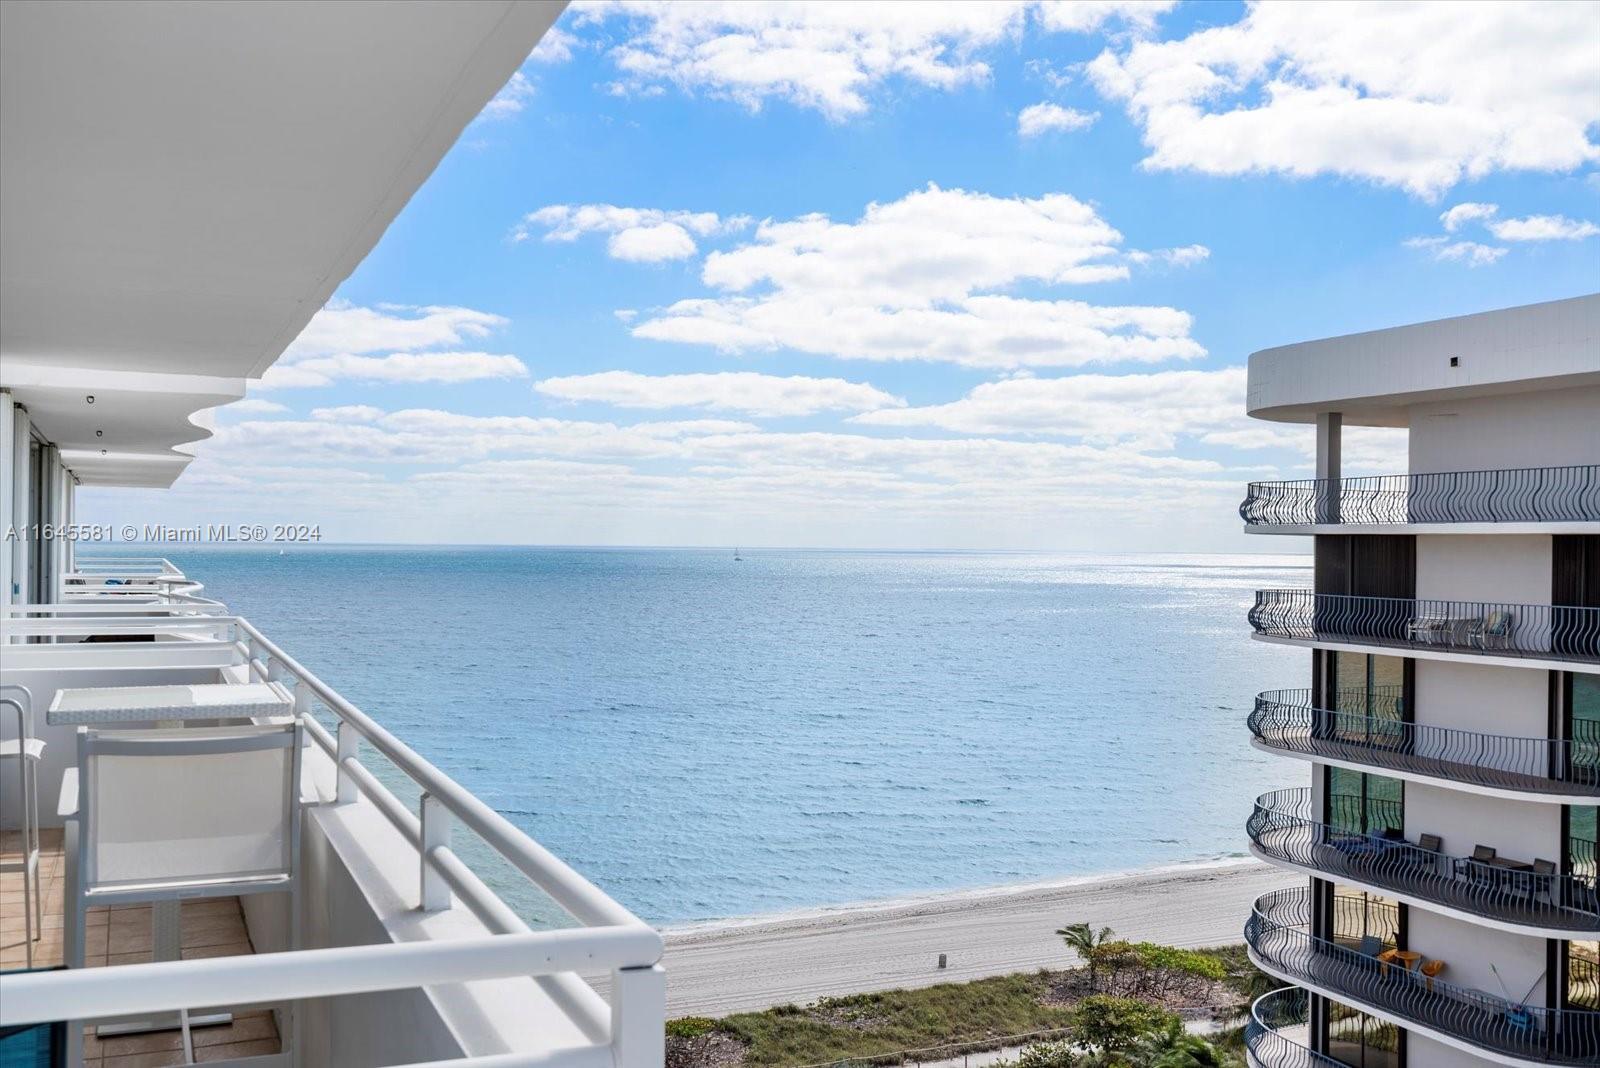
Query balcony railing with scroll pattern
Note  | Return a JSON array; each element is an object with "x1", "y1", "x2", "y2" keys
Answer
[
  {"x1": 1244, "y1": 987, "x2": 1344, "y2": 1068},
  {"x1": 1250, "y1": 789, "x2": 1600, "y2": 934},
  {"x1": 1247, "y1": 887, "x2": 1600, "y2": 1065},
  {"x1": 1250, "y1": 690, "x2": 1600, "y2": 798},
  {"x1": 1248, "y1": 591, "x2": 1600, "y2": 664},
  {"x1": 1240, "y1": 465, "x2": 1600, "y2": 527}
]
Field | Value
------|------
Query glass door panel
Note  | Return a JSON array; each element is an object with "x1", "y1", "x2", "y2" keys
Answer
[{"x1": 1328, "y1": 1002, "x2": 1401, "y2": 1068}]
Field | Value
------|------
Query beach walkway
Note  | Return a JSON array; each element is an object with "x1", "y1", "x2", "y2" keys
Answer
[{"x1": 653, "y1": 861, "x2": 1296, "y2": 1018}]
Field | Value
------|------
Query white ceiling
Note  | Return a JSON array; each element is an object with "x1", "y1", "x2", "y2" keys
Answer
[{"x1": 0, "y1": 0, "x2": 562, "y2": 487}]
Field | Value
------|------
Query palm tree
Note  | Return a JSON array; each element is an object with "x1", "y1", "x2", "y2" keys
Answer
[
  {"x1": 1133, "y1": 1019, "x2": 1224, "y2": 1068},
  {"x1": 1056, "y1": 922, "x2": 1116, "y2": 992}
]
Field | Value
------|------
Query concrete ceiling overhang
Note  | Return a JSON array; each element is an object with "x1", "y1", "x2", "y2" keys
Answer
[
  {"x1": 0, "y1": 0, "x2": 563, "y2": 486},
  {"x1": 1, "y1": 360, "x2": 244, "y2": 488},
  {"x1": 1246, "y1": 294, "x2": 1600, "y2": 426}
]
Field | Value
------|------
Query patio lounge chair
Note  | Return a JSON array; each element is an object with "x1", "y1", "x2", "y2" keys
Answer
[
  {"x1": 1468, "y1": 609, "x2": 1515, "y2": 651},
  {"x1": 1405, "y1": 614, "x2": 1452, "y2": 645}
]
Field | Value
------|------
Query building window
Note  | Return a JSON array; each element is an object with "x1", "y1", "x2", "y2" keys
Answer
[
  {"x1": 1328, "y1": 1001, "x2": 1402, "y2": 1068},
  {"x1": 1328, "y1": 767, "x2": 1404, "y2": 836},
  {"x1": 1569, "y1": 941, "x2": 1599, "y2": 1010},
  {"x1": 1328, "y1": 653, "x2": 1409, "y2": 748}
]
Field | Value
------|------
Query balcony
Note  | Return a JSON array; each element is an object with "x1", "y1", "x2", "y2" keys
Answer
[
  {"x1": 1240, "y1": 465, "x2": 1600, "y2": 532},
  {"x1": 1249, "y1": 690, "x2": 1600, "y2": 802},
  {"x1": 1248, "y1": 789, "x2": 1599, "y2": 937},
  {"x1": 1248, "y1": 590, "x2": 1600, "y2": 668},
  {"x1": 1244, "y1": 987, "x2": 1344, "y2": 1068},
  {"x1": 1246, "y1": 887, "x2": 1600, "y2": 1066},
  {"x1": 0, "y1": 561, "x2": 664, "y2": 1067}
]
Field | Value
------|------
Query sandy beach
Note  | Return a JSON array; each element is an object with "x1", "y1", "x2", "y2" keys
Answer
[{"x1": 652, "y1": 859, "x2": 1297, "y2": 1018}]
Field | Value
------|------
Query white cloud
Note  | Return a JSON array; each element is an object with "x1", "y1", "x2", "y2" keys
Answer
[
  {"x1": 531, "y1": 25, "x2": 579, "y2": 64},
  {"x1": 285, "y1": 303, "x2": 508, "y2": 360},
  {"x1": 310, "y1": 405, "x2": 386, "y2": 424},
  {"x1": 1126, "y1": 244, "x2": 1210, "y2": 269},
  {"x1": 225, "y1": 398, "x2": 289, "y2": 415},
  {"x1": 478, "y1": 71, "x2": 536, "y2": 121},
  {"x1": 573, "y1": 1, "x2": 1173, "y2": 119},
  {"x1": 853, "y1": 368, "x2": 1244, "y2": 449},
  {"x1": 630, "y1": 184, "x2": 1205, "y2": 370},
  {"x1": 1488, "y1": 213, "x2": 1600, "y2": 241},
  {"x1": 1088, "y1": 2, "x2": 1600, "y2": 198},
  {"x1": 513, "y1": 204, "x2": 751, "y2": 261},
  {"x1": 261, "y1": 353, "x2": 529, "y2": 389},
  {"x1": 264, "y1": 303, "x2": 526, "y2": 389},
  {"x1": 1403, "y1": 236, "x2": 1507, "y2": 267},
  {"x1": 1440, "y1": 202, "x2": 1498, "y2": 232},
  {"x1": 1017, "y1": 102, "x2": 1099, "y2": 137},
  {"x1": 536, "y1": 370, "x2": 906, "y2": 417}
]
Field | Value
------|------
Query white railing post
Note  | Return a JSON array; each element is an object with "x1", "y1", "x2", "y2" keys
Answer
[
  {"x1": 610, "y1": 964, "x2": 666, "y2": 1068},
  {"x1": 419, "y1": 792, "x2": 452, "y2": 911},
  {"x1": 335, "y1": 720, "x2": 359, "y2": 804}
]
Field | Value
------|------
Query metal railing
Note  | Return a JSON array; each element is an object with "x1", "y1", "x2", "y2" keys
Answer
[
  {"x1": 1240, "y1": 465, "x2": 1600, "y2": 527},
  {"x1": 0, "y1": 589, "x2": 665, "y2": 1065},
  {"x1": 1249, "y1": 591, "x2": 1600, "y2": 663},
  {"x1": 1250, "y1": 690, "x2": 1600, "y2": 797},
  {"x1": 1249, "y1": 789, "x2": 1600, "y2": 933},
  {"x1": 1245, "y1": 987, "x2": 1343, "y2": 1068},
  {"x1": 1246, "y1": 887, "x2": 1600, "y2": 1064}
]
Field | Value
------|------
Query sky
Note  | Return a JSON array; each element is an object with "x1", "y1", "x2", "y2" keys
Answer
[{"x1": 81, "y1": 0, "x2": 1600, "y2": 552}]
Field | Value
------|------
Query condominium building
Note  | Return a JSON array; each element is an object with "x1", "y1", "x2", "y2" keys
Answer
[
  {"x1": 0, "y1": 4, "x2": 666, "y2": 1067},
  {"x1": 1239, "y1": 295, "x2": 1600, "y2": 1068}
]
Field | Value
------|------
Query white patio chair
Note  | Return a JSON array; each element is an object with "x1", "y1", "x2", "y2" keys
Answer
[
  {"x1": 60, "y1": 720, "x2": 301, "y2": 1065},
  {"x1": 1, "y1": 684, "x2": 43, "y2": 967}
]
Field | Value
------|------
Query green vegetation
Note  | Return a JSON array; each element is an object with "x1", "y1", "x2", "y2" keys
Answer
[
  {"x1": 663, "y1": 925, "x2": 1271, "y2": 1068},
  {"x1": 713, "y1": 972, "x2": 1073, "y2": 1066},
  {"x1": 1067, "y1": 996, "x2": 1178, "y2": 1054},
  {"x1": 665, "y1": 1016, "x2": 719, "y2": 1039},
  {"x1": 1057, "y1": 922, "x2": 1117, "y2": 990}
]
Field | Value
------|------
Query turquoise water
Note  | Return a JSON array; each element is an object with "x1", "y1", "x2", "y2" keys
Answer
[{"x1": 153, "y1": 547, "x2": 1308, "y2": 925}]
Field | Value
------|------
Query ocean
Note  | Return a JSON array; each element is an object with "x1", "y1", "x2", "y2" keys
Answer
[{"x1": 155, "y1": 546, "x2": 1310, "y2": 927}]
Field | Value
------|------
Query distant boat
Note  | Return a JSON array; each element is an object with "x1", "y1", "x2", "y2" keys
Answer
[{"x1": 734, "y1": 547, "x2": 743, "y2": 562}]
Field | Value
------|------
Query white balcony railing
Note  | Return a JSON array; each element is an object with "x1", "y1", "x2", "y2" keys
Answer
[{"x1": 0, "y1": 562, "x2": 665, "y2": 1066}]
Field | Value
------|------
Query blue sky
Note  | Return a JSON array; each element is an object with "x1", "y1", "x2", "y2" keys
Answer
[{"x1": 82, "y1": 1, "x2": 1600, "y2": 551}]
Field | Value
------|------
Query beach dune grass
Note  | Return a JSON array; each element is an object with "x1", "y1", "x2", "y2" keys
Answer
[{"x1": 718, "y1": 972, "x2": 1074, "y2": 1066}]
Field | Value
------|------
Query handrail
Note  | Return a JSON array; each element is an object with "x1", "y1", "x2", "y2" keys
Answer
[
  {"x1": 1250, "y1": 690, "x2": 1600, "y2": 797},
  {"x1": 0, "y1": 589, "x2": 667, "y2": 1065},
  {"x1": 1249, "y1": 590, "x2": 1600, "y2": 664},
  {"x1": 1240, "y1": 465, "x2": 1600, "y2": 526},
  {"x1": 0, "y1": 926, "x2": 657, "y2": 1024},
  {"x1": 1247, "y1": 887, "x2": 1600, "y2": 1064},
  {"x1": 1249, "y1": 789, "x2": 1600, "y2": 932},
  {"x1": 1245, "y1": 987, "x2": 1344, "y2": 1068},
  {"x1": 231, "y1": 615, "x2": 647, "y2": 932}
]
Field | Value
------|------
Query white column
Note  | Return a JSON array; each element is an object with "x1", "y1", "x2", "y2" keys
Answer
[
  {"x1": 1315, "y1": 411, "x2": 1342, "y2": 524},
  {"x1": 0, "y1": 396, "x2": 12, "y2": 605},
  {"x1": 9, "y1": 405, "x2": 31, "y2": 604}
]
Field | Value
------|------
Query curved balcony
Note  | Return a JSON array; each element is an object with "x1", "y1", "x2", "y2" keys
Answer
[
  {"x1": 1249, "y1": 690, "x2": 1600, "y2": 802},
  {"x1": 1248, "y1": 591, "x2": 1600, "y2": 666},
  {"x1": 1240, "y1": 465, "x2": 1600, "y2": 529},
  {"x1": 1248, "y1": 789, "x2": 1600, "y2": 936},
  {"x1": 1246, "y1": 887, "x2": 1600, "y2": 1066},
  {"x1": 1245, "y1": 987, "x2": 1342, "y2": 1068}
]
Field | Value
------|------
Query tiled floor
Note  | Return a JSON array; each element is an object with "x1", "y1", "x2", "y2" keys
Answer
[{"x1": 2, "y1": 830, "x2": 282, "y2": 1065}]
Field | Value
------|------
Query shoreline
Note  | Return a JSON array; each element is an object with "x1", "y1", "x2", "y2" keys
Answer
[
  {"x1": 661, "y1": 855, "x2": 1263, "y2": 936},
  {"x1": 645, "y1": 858, "x2": 1297, "y2": 1018}
]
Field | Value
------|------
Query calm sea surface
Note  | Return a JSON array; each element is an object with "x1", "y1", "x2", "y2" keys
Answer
[{"x1": 151, "y1": 547, "x2": 1309, "y2": 926}]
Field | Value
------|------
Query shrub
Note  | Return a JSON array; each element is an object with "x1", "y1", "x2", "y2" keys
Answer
[
  {"x1": 1086, "y1": 942, "x2": 1227, "y2": 1001},
  {"x1": 1069, "y1": 996, "x2": 1180, "y2": 1054},
  {"x1": 1015, "y1": 1039, "x2": 1082, "y2": 1068},
  {"x1": 665, "y1": 1016, "x2": 719, "y2": 1039}
]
